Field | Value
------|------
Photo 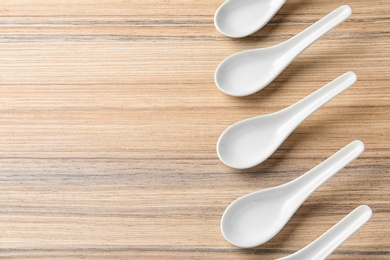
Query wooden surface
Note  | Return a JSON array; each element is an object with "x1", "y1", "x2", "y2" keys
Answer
[{"x1": 0, "y1": 0, "x2": 388, "y2": 259}]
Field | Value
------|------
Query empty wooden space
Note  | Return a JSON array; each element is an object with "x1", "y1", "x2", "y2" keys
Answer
[{"x1": 0, "y1": 0, "x2": 388, "y2": 259}]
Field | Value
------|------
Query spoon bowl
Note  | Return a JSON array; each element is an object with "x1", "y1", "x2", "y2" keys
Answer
[
  {"x1": 221, "y1": 184, "x2": 288, "y2": 247},
  {"x1": 214, "y1": 0, "x2": 286, "y2": 38},
  {"x1": 215, "y1": 5, "x2": 352, "y2": 96},
  {"x1": 217, "y1": 112, "x2": 281, "y2": 169},
  {"x1": 221, "y1": 140, "x2": 365, "y2": 248},
  {"x1": 215, "y1": 47, "x2": 280, "y2": 96}
]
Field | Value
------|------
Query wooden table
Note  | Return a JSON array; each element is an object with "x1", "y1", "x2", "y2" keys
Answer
[{"x1": 0, "y1": 0, "x2": 388, "y2": 259}]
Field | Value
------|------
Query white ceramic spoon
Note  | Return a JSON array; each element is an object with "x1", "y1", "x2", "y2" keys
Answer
[
  {"x1": 214, "y1": 0, "x2": 286, "y2": 38},
  {"x1": 217, "y1": 71, "x2": 356, "y2": 169},
  {"x1": 221, "y1": 140, "x2": 365, "y2": 248},
  {"x1": 279, "y1": 205, "x2": 372, "y2": 260},
  {"x1": 215, "y1": 5, "x2": 352, "y2": 97}
]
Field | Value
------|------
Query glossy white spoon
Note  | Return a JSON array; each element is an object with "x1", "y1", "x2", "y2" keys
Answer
[
  {"x1": 214, "y1": 0, "x2": 286, "y2": 38},
  {"x1": 217, "y1": 71, "x2": 356, "y2": 169},
  {"x1": 221, "y1": 140, "x2": 365, "y2": 248},
  {"x1": 279, "y1": 205, "x2": 372, "y2": 260},
  {"x1": 215, "y1": 5, "x2": 352, "y2": 97}
]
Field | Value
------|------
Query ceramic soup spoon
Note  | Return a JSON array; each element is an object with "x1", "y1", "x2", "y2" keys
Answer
[
  {"x1": 278, "y1": 205, "x2": 372, "y2": 260},
  {"x1": 215, "y1": 5, "x2": 352, "y2": 97},
  {"x1": 221, "y1": 140, "x2": 365, "y2": 248},
  {"x1": 217, "y1": 71, "x2": 356, "y2": 169},
  {"x1": 214, "y1": 0, "x2": 286, "y2": 38}
]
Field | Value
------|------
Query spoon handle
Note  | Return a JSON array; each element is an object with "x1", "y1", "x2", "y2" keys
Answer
[
  {"x1": 283, "y1": 71, "x2": 357, "y2": 128},
  {"x1": 280, "y1": 5, "x2": 351, "y2": 61},
  {"x1": 278, "y1": 205, "x2": 372, "y2": 260},
  {"x1": 289, "y1": 140, "x2": 364, "y2": 202}
]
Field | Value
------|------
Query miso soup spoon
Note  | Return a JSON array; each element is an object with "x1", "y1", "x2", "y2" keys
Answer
[
  {"x1": 217, "y1": 71, "x2": 356, "y2": 169},
  {"x1": 278, "y1": 205, "x2": 372, "y2": 260},
  {"x1": 215, "y1": 5, "x2": 352, "y2": 97},
  {"x1": 221, "y1": 140, "x2": 365, "y2": 248},
  {"x1": 214, "y1": 0, "x2": 286, "y2": 38}
]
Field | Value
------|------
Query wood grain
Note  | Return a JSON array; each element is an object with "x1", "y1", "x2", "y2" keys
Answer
[{"x1": 0, "y1": 0, "x2": 388, "y2": 259}]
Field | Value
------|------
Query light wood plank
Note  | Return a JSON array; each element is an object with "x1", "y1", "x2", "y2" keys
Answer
[{"x1": 0, "y1": 0, "x2": 388, "y2": 258}]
